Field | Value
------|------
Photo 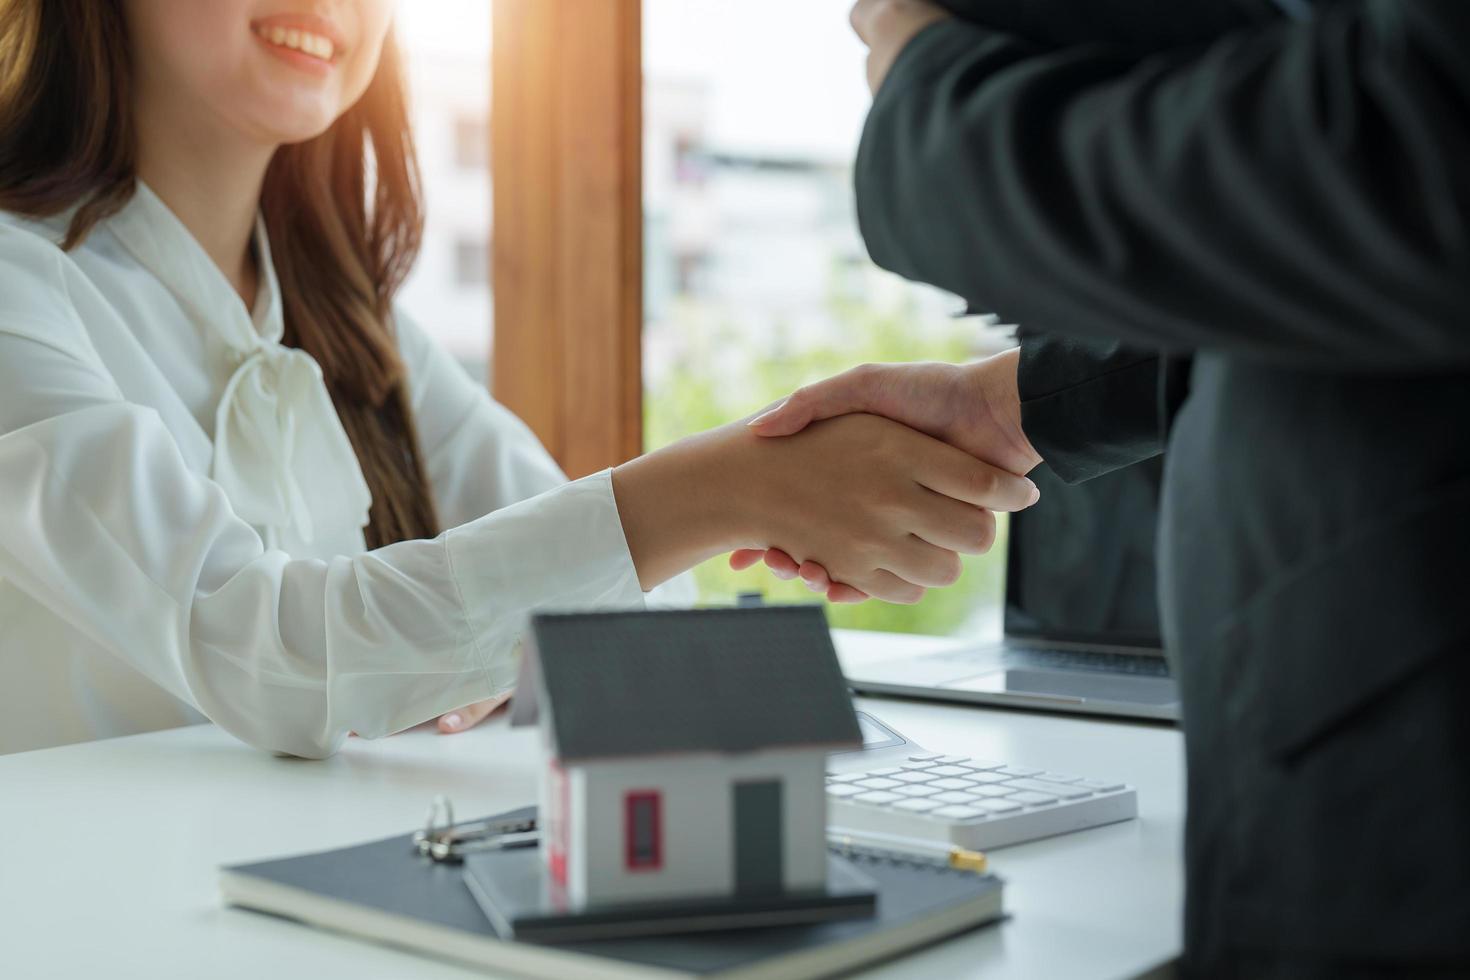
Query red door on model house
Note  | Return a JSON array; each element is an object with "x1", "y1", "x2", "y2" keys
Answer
[{"x1": 624, "y1": 790, "x2": 662, "y2": 870}]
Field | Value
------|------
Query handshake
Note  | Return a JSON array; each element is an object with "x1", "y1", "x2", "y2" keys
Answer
[
  {"x1": 445, "y1": 349, "x2": 1040, "y2": 734},
  {"x1": 722, "y1": 348, "x2": 1042, "y2": 605}
]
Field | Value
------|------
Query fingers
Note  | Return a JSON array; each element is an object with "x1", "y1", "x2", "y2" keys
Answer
[
  {"x1": 794, "y1": 559, "x2": 871, "y2": 603},
  {"x1": 913, "y1": 439, "x2": 1040, "y2": 513},
  {"x1": 860, "y1": 569, "x2": 928, "y2": 605},
  {"x1": 798, "y1": 560, "x2": 833, "y2": 594},
  {"x1": 733, "y1": 545, "x2": 873, "y2": 604},
  {"x1": 905, "y1": 484, "x2": 998, "y2": 555},
  {"x1": 438, "y1": 692, "x2": 510, "y2": 734},
  {"x1": 763, "y1": 549, "x2": 801, "y2": 579},
  {"x1": 827, "y1": 582, "x2": 870, "y2": 603},
  {"x1": 728, "y1": 548, "x2": 765, "y2": 571},
  {"x1": 747, "y1": 364, "x2": 885, "y2": 437},
  {"x1": 875, "y1": 535, "x2": 964, "y2": 590}
]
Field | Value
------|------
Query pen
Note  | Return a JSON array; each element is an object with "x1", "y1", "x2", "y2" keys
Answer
[{"x1": 826, "y1": 828, "x2": 988, "y2": 873}]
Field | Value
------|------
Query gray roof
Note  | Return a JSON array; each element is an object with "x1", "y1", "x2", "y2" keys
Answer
[{"x1": 527, "y1": 606, "x2": 861, "y2": 762}]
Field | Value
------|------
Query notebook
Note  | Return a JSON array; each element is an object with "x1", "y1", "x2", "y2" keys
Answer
[
  {"x1": 219, "y1": 807, "x2": 1006, "y2": 980},
  {"x1": 463, "y1": 848, "x2": 878, "y2": 943}
]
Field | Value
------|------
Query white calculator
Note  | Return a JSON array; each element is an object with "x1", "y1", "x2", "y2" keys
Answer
[{"x1": 827, "y1": 712, "x2": 1138, "y2": 851}]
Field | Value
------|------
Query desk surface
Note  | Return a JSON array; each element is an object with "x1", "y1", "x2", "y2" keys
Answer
[{"x1": 0, "y1": 630, "x2": 1184, "y2": 980}]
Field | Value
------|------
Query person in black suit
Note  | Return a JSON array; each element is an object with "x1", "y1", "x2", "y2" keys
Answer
[{"x1": 738, "y1": 1, "x2": 1470, "y2": 974}]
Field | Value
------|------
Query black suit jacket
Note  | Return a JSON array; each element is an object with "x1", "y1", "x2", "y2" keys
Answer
[{"x1": 855, "y1": 1, "x2": 1470, "y2": 972}]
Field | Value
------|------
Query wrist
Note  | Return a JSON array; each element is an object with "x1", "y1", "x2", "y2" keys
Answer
[
  {"x1": 969, "y1": 348, "x2": 1042, "y2": 474},
  {"x1": 611, "y1": 424, "x2": 753, "y2": 590}
]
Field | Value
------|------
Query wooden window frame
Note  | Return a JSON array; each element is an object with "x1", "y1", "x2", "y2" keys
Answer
[{"x1": 490, "y1": 0, "x2": 644, "y2": 479}]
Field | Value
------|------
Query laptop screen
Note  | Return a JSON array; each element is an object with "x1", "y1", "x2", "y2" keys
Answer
[{"x1": 1003, "y1": 458, "x2": 1164, "y2": 650}]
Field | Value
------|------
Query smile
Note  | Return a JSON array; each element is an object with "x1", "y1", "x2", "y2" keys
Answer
[{"x1": 251, "y1": 21, "x2": 340, "y2": 65}]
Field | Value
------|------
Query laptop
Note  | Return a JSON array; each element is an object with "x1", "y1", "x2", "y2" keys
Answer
[{"x1": 846, "y1": 459, "x2": 1180, "y2": 722}]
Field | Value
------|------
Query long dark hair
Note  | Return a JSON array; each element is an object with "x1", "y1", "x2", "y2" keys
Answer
[{"x1": 0, "y1": 0, "x2": 440, "y2": 549}]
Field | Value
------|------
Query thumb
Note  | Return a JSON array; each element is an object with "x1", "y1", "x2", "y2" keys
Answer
[{"x1": 746, "y1": 366, "x2": 884, "y2": 437}]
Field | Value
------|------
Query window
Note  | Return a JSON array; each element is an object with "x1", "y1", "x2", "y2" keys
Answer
[
  {"x1": 454, "y1": 236, "x2": 490, "y2": 287},
  {"x1": 453, "y1": 113, "x2": 491, "y2": 172},
  {"x1": 489, "y1": 1, "x2": 1009, "y2": 638},
  {"x1": 395, "y1": 1, "x2": 493, "y2": 383},
  {"x1": 643, "y1": 0, "x2": 1010, "y2": 638},
  {"x1": 624, "y1": 791, "x2": 663, "y2": 870}
]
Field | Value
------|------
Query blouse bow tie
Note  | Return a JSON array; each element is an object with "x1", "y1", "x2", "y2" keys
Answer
[{"x1": 211, "y1": 343, "x2": 372, "y2": 553}]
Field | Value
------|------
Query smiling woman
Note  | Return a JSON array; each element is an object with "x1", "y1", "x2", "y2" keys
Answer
[{"x1": 0, "y1": 0, "x2": 1034, "y2": 758}]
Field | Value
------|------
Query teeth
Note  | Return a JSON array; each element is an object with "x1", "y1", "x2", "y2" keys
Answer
[{"x1": 255, "y1": 24, "x2": 336, "y2": 61}]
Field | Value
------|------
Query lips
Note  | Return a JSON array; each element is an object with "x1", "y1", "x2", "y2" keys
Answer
[{"x1": 249, "y1": 12, "x2": 346, "y2": 65}]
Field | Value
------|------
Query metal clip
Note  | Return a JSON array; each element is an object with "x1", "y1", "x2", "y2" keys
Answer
[{"x1": 412, "y1": 795, "x2": 539, "y2": 864}]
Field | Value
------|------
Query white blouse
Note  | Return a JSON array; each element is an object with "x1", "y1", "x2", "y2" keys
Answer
[{"x1": 0, "y1": 183, "x2": 659, "y2": 758}]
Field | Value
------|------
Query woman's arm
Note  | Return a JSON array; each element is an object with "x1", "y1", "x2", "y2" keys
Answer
[
  {"x1": 0, "y1": 316, "x2": 647, "y2": 757},
  {"x1": 0, "y1": 256, "x2": 1034, "y2": 756}
]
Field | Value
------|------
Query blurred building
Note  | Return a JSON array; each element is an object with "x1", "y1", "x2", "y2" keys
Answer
[{"x1": 395, "y1": 1, "x2": 494, "y2": 383}]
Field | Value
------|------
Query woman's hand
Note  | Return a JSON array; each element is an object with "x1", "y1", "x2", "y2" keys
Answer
[
  {"x1": 436, "y1": 692, "x2": 511, "y2": 734},
  {"x1": 731, "y1": 350, "x2": 1041, "y2": 600},
  {"x1": 613, "y1": 410, "x2": 1038, "y2": 605}
]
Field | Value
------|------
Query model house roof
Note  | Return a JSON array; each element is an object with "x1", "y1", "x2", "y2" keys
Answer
[{"x1": 520, "y1": 606, "x2": 862, "y2": 762}]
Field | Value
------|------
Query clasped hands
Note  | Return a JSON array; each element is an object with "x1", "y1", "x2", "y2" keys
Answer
[
  {"x1": 433, "y1": 0, "x2": 971, "y2": 736},
  {"x1": 731, "y1": 348, "x2": 1041, "y2": 603}
]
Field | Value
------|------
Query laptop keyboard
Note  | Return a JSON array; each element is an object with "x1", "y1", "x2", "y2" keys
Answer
[
  {"x1": 827, "y1": 752, "x2": 1138, "y2": 851},
  {"x1": 1003, "y1": 647, "x2": 1171, "y2": 677}
]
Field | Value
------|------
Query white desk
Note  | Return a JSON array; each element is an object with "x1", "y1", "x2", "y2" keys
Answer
[{"x1": 0, "y1": 630, "x2": 1184, "y2": 980}]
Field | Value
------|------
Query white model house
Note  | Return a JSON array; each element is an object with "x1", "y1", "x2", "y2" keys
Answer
[{"x1": 511, "y1": 606, "x2": 862, "y2": 909}]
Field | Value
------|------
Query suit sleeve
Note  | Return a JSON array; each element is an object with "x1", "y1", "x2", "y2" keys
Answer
[
  {"x1": 934, "y1": 0, "x2": 1295, "y2": 51},
  {"x1": 856, "y1": 2, "x2": 1470, "y2": 370},
  {"x1": 1016, "y1": 332, "x2": 1166, "y2": 482}
]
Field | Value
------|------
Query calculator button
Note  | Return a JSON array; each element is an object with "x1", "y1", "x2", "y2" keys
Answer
[
  {"x1": 895, "y1": 784, "x2": 941, "y2": 797},
  {"x1": 935, "y1": 755, "x2": 970, "y2": 765},
  {"x1": 828, "y1": 773, "x2": 866, "y2": 783},
  {"x1": 995, "y1": 766, "x2": 1043, "y2": 778},
  {"x1": 854, "y1": 777, "x2": 902, "y2": 790},
  {"x1": 927, "y1": 765, "x2": 972, "y2": 777},
  {"x1": 907, "y1": 753, "x2": 941, "y2": 761},
  {"x1": 932, "y1": 805, "x2": 984, "y2": 820},
  {"x1": 1009, "y1": 791, "x2": 1058, "y2": 806},
  {"x1": 928, "y1": 778, "x2": 975, "y2": 791},
  {"x1": 853, "y1": 791, "x2": 903, "y2": 805},
  {"x1": 977, "y1": 798, "x2": 1023, "y2": 814},
  {"x1": 892, "y1": 770, "x2": 937, "y2": 783},
  {"x1": 1077, "y1": 778, "x2": 1126, "y2": 792},
  {"x1": 1005, "y1": 779, "x2": 1091, "y2": 799},
  {"x1": 892, "y1": 798, "x2": 942, "y2": 813},
  {"x1": 1033, "y1": 772, "x2": 1082, "y2": 784},
  {"x1": 931, "y1": 791, "x2": 981, "y2": 805},
  {"x1": 866, "y1": 767, "x2": 903, "y2": 776},
  {"x1": 825, "y1": 784, "x2": 865, "y2": 798},
  {"x1": 1007, "y1": 778, "x2": 1071, "y2": 794},
  {"x1": 967, "y1": 771, "x2": 1012, "y2": 784}
]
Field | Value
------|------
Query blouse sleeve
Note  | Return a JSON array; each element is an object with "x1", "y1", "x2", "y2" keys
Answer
[
  {"x1": 394, "y1": 308, "x2": 698, "y2": 608},
  {"x1": 0, "y1": 229, "x2": 645, "y2": 759}
]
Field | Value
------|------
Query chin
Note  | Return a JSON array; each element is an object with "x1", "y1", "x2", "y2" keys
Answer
[{"x1": 244, "y1": 101, "x2": 342, "y2": 146}]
